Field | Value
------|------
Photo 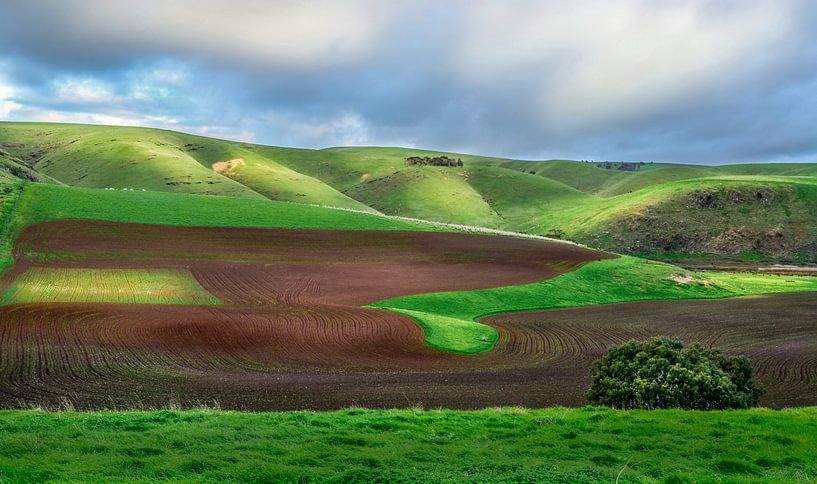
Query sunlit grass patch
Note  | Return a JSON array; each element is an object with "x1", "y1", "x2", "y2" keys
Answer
[
  {"x1": 373, "y1": 256, "x2": 817, "y2": 353},
  {"x1": 2, "y1": 268, "x2": 220, "y2": 305}
]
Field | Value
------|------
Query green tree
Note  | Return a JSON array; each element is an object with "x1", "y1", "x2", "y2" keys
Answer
[{"x1": 587, "y1": 337, "x2": 765, "y2": 410}]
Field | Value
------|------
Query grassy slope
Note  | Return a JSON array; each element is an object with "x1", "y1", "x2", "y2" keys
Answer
[
  {"x1": 11, "y1": 183, "x2": 431, "y2": 236},
  {"x1": 163, "y1": 136, "x2": 373, "y2": 211},
  {"x1": 9, "y1": 181, "x2": 817, "y2": 355},
  {"x1": 5, "y1": 122, "x2": 817, "y2": 258},
  {"x1": 499, "y1": 159, "x2": 817, "y2": 197},
  {"x1": 1, "y1": 407, "x2": 815, "y2": 483},
  {"x1": 0, "y1": 123, "x2": 370, "y2": 210},
  {"x1": 372, "y1": 256, "x2": 817, "y2": 353},
  {"x1": 344, "y1": 166, "x2": 502, "y2": 227},
  {"x1": 263, "y1": 145, "x2": 531, "y2": 226},
  {"x1": 0, "y1": 123, "x2": 264, "y2": 199},
  {"x1": 0, "y1": 182, "x2": 438, "y2": 280},
  {"x1": 2, "y1": 268, "x2": 220, "y2": 305},
  {"x1": 462, "y1": 165, "x2": 593, "y2": 233},
  {"x1": 493, "y1": 177, "x2": 817, "y2": 257},
  {"x1": 493, "y1": 160, "x2": 817, "y2": 258},
  {"x1": 0, "y1": 182, "x2": 25, "y2": 274},
  {"x1": 0, "y1": 150, "x2": 62, "y2": 184},
  {"x1": 577, "y1": 179, "x2": 817, "y2": 257}
]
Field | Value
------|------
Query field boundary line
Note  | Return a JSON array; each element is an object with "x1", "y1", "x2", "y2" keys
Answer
[{"x1": 305, "y1": 202, "x2": 590, "y2": 247}]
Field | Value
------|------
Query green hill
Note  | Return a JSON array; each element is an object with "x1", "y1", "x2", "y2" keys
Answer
[
  {"x1": 3, "y1": 121, "x2": 817, "y2": 260},
  {"x1": 0, "y1": 123, "x2": 373, "y2": 210}
]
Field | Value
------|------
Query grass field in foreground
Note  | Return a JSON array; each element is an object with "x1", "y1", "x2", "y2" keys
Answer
[
  {"x1": 0, "y1": 407, "x2": 814, "y2": 483},
  {"x1": 372, "y1": 256, "x2": 817, "y2": 353},
  {"x1": 2, "y1": 268, "x2": 220, "y2": 305}
]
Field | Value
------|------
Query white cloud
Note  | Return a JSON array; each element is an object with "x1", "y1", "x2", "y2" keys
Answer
[
  {"x1": 1, "y1": 0, "x2": 815, "y2": 161},
  {"x1": 17, "y1": 108, "x2": 172, "y2": 127},
  {"x1": 263, "y1": 111, "x2": 372, "y2": 147},
  {"x1": 22, "y1": 0, "x2": 406, "y2": 70},
  {"x1": 146, "y1": 68, "x2": 187, "y2": 85},
  {"x1": 0, "y1": 76, "x2": 22, "y2": 118},
  {"x1": 453, "y1": 0, "x2": 801, "y2": 131},
  {"x1": 54, "y1": 78, "x2": 117, "y2": 103},
  {"x1": 7, "y1": 102, "x2": 255, "y2": 142}
]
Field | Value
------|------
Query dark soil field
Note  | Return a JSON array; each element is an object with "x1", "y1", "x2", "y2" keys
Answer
[
  {"x1": 0, "y1": 220, "x2": 608, "y2": 410},
  {"x1": 2, "y1": 220, "x2": 814, "y2": 410},
  {"x1": 484, "y1": 293, "x2": 817, "y2": 407}
]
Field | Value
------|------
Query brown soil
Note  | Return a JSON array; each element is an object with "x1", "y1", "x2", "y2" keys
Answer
[
  {"x1": 1, "y1": 220, "x2": 609, "y2": 410},
  {"x1": 211, "y1": 158, "x2": 245, "y2": 175},
  {"x1": 484, "y1": 293, "x2": 817, "y2": 408},
  {"x1": 4, "y1": 220, "x2": 814, "y2": 410}
]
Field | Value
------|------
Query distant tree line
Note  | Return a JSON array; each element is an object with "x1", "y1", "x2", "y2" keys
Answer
[
  {"x1": 598, "y1": 161, "x2": 646, "y2": 171},
  {"x1": 579, "y1": 160, "x2": 654, "y2": 171},
  {"x1": 405, "y1": 156, "x2": 463, "y2": 167}
]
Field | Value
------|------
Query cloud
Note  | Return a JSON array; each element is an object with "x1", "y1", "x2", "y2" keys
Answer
[
  {"x1": 54, "y1": 78, "x2": 117, "y2": 104},
  {"x1": 469, "y1": 1, "x2": 799, "y2": 131},
  {"x1": 0, "y1": 0, "x2": 404, "y2": 70},
  {"x1": 0, "y1": 0, "x2": 816, "y2": 163}
]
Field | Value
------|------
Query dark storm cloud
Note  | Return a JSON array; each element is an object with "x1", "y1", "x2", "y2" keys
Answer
[{"x1": 1, "y1": 0, "x2": 816, "y2": 163}]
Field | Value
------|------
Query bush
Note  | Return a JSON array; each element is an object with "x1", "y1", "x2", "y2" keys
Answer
[{"x1": 587, "y1": 337, "x2": 765, "y2": 410}]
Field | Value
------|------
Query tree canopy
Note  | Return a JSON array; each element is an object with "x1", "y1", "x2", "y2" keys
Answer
[{"x1": 587, "y1": 337, "x2": 765, "y2": 410}]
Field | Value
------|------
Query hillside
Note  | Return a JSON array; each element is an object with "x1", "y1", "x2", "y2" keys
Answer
[
  {"x1": 0, "y1": 123, "x2": 372, "y2": 211},
  {"x1": 2, "y1": 122, "x2": 817, "y2": 260}
]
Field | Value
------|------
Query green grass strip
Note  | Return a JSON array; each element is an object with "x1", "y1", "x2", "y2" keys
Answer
[
  {"x1": 372, "y1": 256, "x2": 817, "y2": 353},
  {"x1": 2, "y1": 268, "x2": 220, "y2": 305},
  {"x1": 386, "y1": 308, "x2": 497, "y2": 354},
  {"x1": 1, "y1": 407, "x2": 815, "y2": 482},
  {"x1": 12, "y1": 183, "x2": 433, "y2": 236}
]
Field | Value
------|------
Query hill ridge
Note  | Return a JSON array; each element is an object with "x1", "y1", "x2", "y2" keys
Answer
[{"x1": 2, "y1": 121, "x2": 817, "y2": 260}]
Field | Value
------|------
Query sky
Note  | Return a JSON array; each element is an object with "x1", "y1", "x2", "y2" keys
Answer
[{"x1": 1, "y1": 0, "x2": 816, "y2": 164}]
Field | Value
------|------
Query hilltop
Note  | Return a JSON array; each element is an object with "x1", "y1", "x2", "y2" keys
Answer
[{"x1": 2, "y1": 121, "x2": 816, "y2": 261}]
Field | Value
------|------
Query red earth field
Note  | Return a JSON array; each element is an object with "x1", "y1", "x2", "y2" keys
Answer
[{"x1": 1, "y1": 220, "x2": 814, "y2": 409}]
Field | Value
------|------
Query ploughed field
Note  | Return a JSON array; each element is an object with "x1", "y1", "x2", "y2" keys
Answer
[
  {"x1": 485, "y1": 293, "x2": 817, "y2": 407},
  {"x1": 1, "y1": 220, "x2": 607, "y2": 409},
  {"x1": 1, "y1": 220, "x2": 815, "y2": 409}
]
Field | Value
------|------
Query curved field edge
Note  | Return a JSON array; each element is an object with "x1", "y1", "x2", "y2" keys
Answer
[
  {"x1": 1, "y1": 407, "x2": 815, "y2": 483},
  {"x1": 1, "y1": 268, "x2": 220, "y2": 305},
  {"x1": 371, "y1": 256, "x2": 817, "y2": 353},
  {"x1": 384, "y1": 308, "x2": 498, "y2": 354}
]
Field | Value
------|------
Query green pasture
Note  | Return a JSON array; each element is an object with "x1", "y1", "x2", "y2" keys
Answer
[
  {"x1": 5, "y1": 122, "x2": 817, "y2": 260},
  {"x1": 372, "y1": 256, "x2": 817, "y2": 353},
  {"x1": 1, "y1": 407, "x2": 815, "y2": 483}
]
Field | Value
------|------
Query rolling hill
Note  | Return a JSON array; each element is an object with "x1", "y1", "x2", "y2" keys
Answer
[
  {"x1": 2, "y1": 123, "x2": 817, "y2": 484},
  {"x1": 2, "y1": 121, "x2": 817, "y2": 260}
]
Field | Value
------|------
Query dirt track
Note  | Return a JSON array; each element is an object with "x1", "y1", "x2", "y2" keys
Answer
[{"x1": 1, "y1": 220, "x2": 815, "y2": 409}]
